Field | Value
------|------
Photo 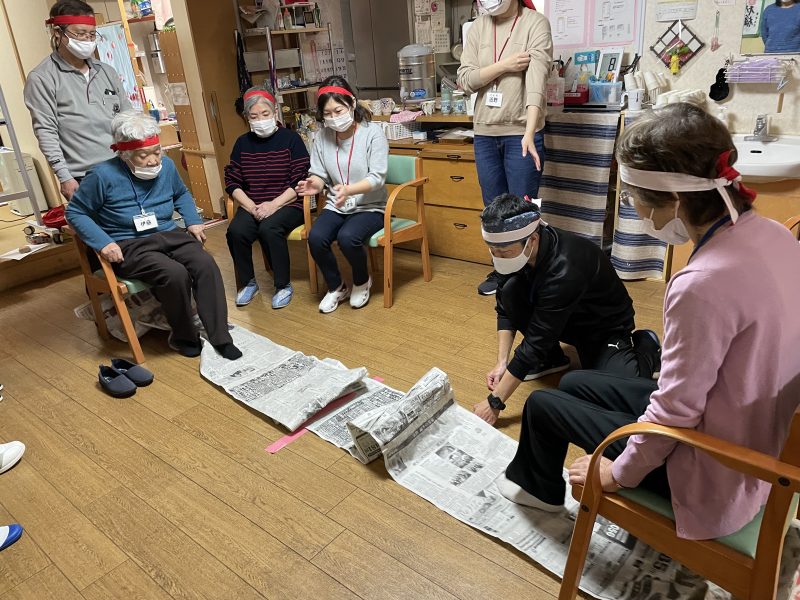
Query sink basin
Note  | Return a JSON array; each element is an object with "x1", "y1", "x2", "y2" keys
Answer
[{"x1": 732, "y1": 135, "x2": 800, "y2": 183}]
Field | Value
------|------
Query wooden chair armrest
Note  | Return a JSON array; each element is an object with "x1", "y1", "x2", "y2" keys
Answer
[
  {"x1": 225, "y1": 197, "x2": 235, "y2": 220},
  {"x1": 783, "y1": 215, "x2": 800, "y2": 233},
  {"x1": 303, "y1": 194, "x2": 315, "y2": 231},
  {"x1": 384, "y1": 177, "x2": 429, "y2": 235},
  {"x1": 585, "y1": 423, "x2": 800, "y2": 498}
]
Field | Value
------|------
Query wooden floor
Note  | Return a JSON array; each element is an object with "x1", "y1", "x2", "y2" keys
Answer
[{"x1": 0, "y1": 225, "x2": 666, "y2": 600}]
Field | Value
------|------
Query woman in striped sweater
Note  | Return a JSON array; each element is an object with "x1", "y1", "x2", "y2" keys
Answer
[{"x1": 224, "y1": 87, "x2": 311, "y2": 308}]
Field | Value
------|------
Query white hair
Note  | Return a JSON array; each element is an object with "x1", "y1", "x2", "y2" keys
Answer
[
  {"x1": 111, "y1": 111, "x2": 160, "y2": 160},
  {"x1": 243, "y1": 88, "x2": 276, "y2": 116}
]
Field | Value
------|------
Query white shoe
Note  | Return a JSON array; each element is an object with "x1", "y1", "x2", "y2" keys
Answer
[
  {"x1": 496, "y1": 473, "x2": 563, "y2": 512},
  {"x1": 350, "y1": 277, "x2": 372, "y2": 309},
  {"x1": 319, "y1": 284, "x2": 350, "y2": 314},
  {"x1": 0, "y1": 441, "x2": 25, "y2": 475}
]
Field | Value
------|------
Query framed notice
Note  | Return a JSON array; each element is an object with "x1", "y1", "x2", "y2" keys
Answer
[
  {"x1": 656, "y1": 0, "x2": 698, "y2": 22},
  {"x1": 742, "y1": 0, "x2": 765, "y2": 37}
]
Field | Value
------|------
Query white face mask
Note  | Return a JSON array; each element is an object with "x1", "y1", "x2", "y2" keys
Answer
[
  {"x1": 250, "y1": 118, "x2": 277, "y2": 138},
  {"x1": 64, "y1": 36, "x2": 97, "y2": 60},
  {"x1": 480, "y1": 0, "x2": 515, "y2": 16},
  {"x1": 643, "y1": 204, "x2": 690, "y2": 245},
  {"x1": 491, "y1": 238, "x2": 533, "y2": 275},
  {"x1": 325, "y1": 111, "x2": 354, "y2": 132},
  {"x1": 129, "y1": 162, "x2": 162, "y2": 180}
]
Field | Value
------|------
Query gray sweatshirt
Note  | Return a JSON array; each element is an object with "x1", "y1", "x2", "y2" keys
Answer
[
  {"x1": 24, "y1": 52, "x2": 131, "y2": 182},
  {"x1": 309, "y1": 120, "x2": 388, "y2": 214}
]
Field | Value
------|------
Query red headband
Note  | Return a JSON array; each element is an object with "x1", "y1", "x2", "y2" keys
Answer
[
  {"x1": 46, "y1": 15, "x2": 97, "y2": 26},
  {"x1": 317, "y1": 86, "x2": 354, "y2": 98},
  {"x1": 243, "y1": 90, "x2": 276, "y2": 105},
  {"x1": 522, "y1": 0, "x2": 536, "y2": 8},
  {"x1": 716, "y1": 150, "x2": 757, "y2": 202},
  {"x1": 111, "y1": 135, "x2": 160, "y2": 152}
]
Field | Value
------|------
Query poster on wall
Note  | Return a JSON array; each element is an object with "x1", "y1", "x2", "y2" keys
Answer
[
  {"x1": 742, "y1": 0, "x2": 765, "y2": 37},
  {"x1": 655, "y1": 0, "x2": 698, "y2": 22},
  {"x1": 549, "y1": 0, "x2": 587, "y2": 47},
  {"x1": 592, "y1": 0, "x2": 638, "y2": 45}
]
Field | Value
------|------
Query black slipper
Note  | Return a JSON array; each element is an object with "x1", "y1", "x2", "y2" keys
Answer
[
  {"x1": 98, "y1": 365, "x2": 137, "y2": 398},
  {"x1": 111, "y1": 358, "x2": 154, "y2": 386}
]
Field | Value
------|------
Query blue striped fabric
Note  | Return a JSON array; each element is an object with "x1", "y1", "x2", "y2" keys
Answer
[
  {"x1": 609, "y1": 115, "x2": 669, "y2": 280},
  {"x1": 540, "y1": 113, "x2": 620, "y2": 243}
]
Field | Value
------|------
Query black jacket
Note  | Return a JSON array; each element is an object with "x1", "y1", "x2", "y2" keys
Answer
[{"x1": 496, "y1": 225, "x2": 636, "y2": 379}]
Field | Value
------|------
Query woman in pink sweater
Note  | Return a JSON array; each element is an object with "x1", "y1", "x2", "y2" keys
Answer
[{"x1": 497, "y1": 103, "x2": 800, "y2": 541}]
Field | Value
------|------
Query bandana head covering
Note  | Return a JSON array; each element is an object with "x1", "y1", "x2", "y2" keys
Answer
[
  {"x1": 110, "y1": 135, "x2": 160, "y2": 152},
  {"x1": 481, "y1": 207, "x2": 542, "y2": 245},
  {"x1": 619, "y1": 150, "x2": 756, "y2": 224}
]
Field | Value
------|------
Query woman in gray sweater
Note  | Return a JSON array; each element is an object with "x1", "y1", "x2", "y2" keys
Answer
[{"x1": 297, "y1": 77, "x2": 389, "y2": 313}]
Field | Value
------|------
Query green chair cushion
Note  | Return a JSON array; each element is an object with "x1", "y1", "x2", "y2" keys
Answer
[
  {"x1": 386, "y1": 154, "x2": 418, "y2": 186},
  {"x1": 368, "y1": 218, "x2": 417, "y2": 247},
  {"x1": 93, "y1": 270, "x2": 150, "y2": 295},
  {"x1": 618, "y1": 488, "x2": 799, "y2": 558}
]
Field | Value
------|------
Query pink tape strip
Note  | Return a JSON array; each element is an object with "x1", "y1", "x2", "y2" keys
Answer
[{"x1": 265, "y1": 377, "x2": 384, "y2": 454}]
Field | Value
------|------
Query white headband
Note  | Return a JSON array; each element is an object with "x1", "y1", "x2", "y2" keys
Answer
[
  {"x1": 481, "y1": 219, "x2": 541, "y2": 244},
  {"x1": 619, "y1": 164, "x2": 740, "y2": 223}
]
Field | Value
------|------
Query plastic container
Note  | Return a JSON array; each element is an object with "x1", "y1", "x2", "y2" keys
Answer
[
  {"x1": 546, "y1": 76, "x2": 565, "y2": 112},
  {"x1": 398, "y1": 44, "x2": 436, "y2": 103},
  {"x1": 383, "y1": 121, "x2": 421, "y2": 140},
  {"x1": 452, "y1": 91, "x2": 466, "y2": 114},
  {"x1": 588, "y1": 81, "x2": 623, "y2": 105}
]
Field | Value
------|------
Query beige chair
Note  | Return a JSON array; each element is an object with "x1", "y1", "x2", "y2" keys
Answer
[
  {"x1": 225, "y1": 194, "x2": 318, "y2": 293},
  {"x1": 558, "y1": 415, "x2": 800, "y2": 600},
  {"x1": 71, "y1": 232, "x2": 148, "y2": 364}
]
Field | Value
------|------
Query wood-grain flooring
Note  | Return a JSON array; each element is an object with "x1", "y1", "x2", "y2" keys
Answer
[{"x1": 0, "y1": 224, "x2": 665, "y2": 599}]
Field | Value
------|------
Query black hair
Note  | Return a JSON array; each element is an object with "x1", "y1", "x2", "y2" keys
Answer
[
  {"x1": 480, "y1": 193, "x2": 541, "y2": 246},
  {"x1": 315, "y1": 76, "x2": 372, "y2": 124},
  {"x1": 616, "y1": 103, "x2": 752, "y2": 228},
  {"x1": 49, "y1": 0, "x2": 93, "y2": 17}
]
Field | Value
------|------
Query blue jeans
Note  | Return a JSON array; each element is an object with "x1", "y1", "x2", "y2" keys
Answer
[
  {"x1": 308, "y1": 209, "x2": 384, "y2": 291},
  {"x1": 473, "y1": 131, "x2": 546, "y2": 206}
]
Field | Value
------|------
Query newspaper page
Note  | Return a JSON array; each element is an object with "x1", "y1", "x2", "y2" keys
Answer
[
  {"x1": 200, "y1": 326, "x2": 368, "y2": 431},
  {"x1": 74, "y1": 289, "x2": 172, "y2": 342},
  {"x1": 338, "y1": 367, "x2": 800, "y2": 600}
]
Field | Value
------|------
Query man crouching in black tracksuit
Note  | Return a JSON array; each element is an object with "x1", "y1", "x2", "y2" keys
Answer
[{"x1": 474, "y1": 194, "x2": 661, "y2": 426}]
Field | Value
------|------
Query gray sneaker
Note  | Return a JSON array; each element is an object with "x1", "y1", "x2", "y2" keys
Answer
[
  {"x1": 523, "y1": 355, "x2": 571, "y2": 381},
  {"x1": 477, "y1": 271, "x2": 500, "y2": 296}
]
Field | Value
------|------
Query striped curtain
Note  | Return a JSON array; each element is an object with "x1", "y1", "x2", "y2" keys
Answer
[
  {"x1": 539, "y1": 113, "x2": 619, "y2": 246},
  {"x1": 610, "y1": 115, "x2": 668, "y2": 280}
]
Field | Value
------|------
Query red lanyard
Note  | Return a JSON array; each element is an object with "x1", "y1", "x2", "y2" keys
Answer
[
  {"x1": 336, "y1": 124, "x2": 358, "y2": 186},
  {"x1": 494, "y1": 12, "x2": 520, "y2": 63}
]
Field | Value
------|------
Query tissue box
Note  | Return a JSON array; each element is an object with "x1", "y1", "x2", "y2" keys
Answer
[{"x1": 589, "y1": 81, "x2": 622, "y2": 105}]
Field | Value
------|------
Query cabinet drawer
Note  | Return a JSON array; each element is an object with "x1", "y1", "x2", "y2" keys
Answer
[
  {"x1": 426, "y1": 205, "x2": 491, "y2": 265},
  {"x1": 423, "y1": 157, "x2": 483, "y2": 210}
]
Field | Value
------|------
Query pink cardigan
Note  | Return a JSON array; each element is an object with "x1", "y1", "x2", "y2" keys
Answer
[{"x1": 613, "y1": 211, "x2": 800, "y2": 540}]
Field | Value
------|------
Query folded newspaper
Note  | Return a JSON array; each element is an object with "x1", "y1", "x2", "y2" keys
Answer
[
  {"x1": 200, "y1": 326, "x2": 367, "y2": 431},
  {"x1": 320, "y1": 367, "x2": 800, "y2": 600}
]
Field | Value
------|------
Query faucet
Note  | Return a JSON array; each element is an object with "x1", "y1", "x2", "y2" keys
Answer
[{"x1": 745, "y1": 114, "x2": 779, "y2": 142}]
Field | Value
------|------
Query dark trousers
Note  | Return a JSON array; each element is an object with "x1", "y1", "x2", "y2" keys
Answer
[
  {"x1": 308, "y1": 209, "x2": 384, "y2": 291},
  {"x1": 505, "y1": 370, "x2": 669, "y2": 505},
  {"x1": 114, "y1": 230, "x2": 233, "y2": 346},
  {"x1": 226, "y1": 206, "x2": 303, "y2": 290}
]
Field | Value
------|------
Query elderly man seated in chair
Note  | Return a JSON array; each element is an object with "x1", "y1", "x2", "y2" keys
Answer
[{"x1": 66, "y1": 111, "x2": 241, "y2": 360}]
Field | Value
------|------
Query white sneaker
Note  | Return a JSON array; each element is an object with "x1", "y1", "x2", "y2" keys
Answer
[
  {"x1": 350, "y1": 277, "x2": 372, "y2": 309},
  {"x1": 0, "y1": 441, "x2": 25, "y2": 475},
  {"x1": 496, "y1": 473, "x2": 563, "y2": 512},
  {"x1": 319, "y1": 284, "x2": 350, "y2": 314}
]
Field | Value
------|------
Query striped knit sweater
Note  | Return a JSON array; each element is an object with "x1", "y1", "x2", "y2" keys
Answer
[{"x1": 224, "y1": 127, "x2": 310, "y2": 209}]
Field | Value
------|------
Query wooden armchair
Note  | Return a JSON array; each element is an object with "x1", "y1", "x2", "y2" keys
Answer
[
  {"x1": 559, "y1": 414, "x2": 800, "y2": 600},
  {"x1": 71, "y1": 232, "x2": 149, "y2": 364},
  {"x1": 367, "y1": 154, "x2": 432, "y2": 308},
  {"x1": 225, "y1": 195, "x2": 318, "y2": 293},
  {"x1": 784, "y1": 215, "x2": 800, "y2": 240}
]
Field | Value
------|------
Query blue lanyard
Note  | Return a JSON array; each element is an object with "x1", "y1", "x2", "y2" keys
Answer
[{"x1": 689, "y1": 215, "x2": 731, "y2": 261}]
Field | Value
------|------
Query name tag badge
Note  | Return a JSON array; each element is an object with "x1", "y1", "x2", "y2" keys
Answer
[
  {"x1": 344, "y1": 197, "x2": 357, "y2": 211},
  {"x1": 133, "y1": 212, "x2": 158, "y2": 232},
  {"x1": 486, "y1": 90, "x2": 503, "y2": 108}
]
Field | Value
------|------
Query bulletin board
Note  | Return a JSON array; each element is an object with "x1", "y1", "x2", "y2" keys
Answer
[{"x1": 544, "y1": 0, "x2": 645, "y2": 52}]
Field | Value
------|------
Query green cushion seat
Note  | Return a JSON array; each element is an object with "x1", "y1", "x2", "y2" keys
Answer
[
  {"x1": 368, "y1": 218, "x2": 418, "y2": 247},
  {"x1": 618, "y1": 488, "x2": 799, "y2": 558},
  {"x1": 93, "y1": 270, "x2": 151, "y2": 295}
]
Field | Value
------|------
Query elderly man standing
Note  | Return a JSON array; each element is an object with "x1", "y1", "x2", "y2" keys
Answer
[
  {"x1": 66, "y1": 111, "x2": 241, "y2": 360},
  {"x1": 24, "y1": 0, "x2": 131, "y2": 200}
]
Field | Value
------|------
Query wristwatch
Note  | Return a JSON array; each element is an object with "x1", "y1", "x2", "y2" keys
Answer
[{"x1": 487, "y1": 393, "x2": 506, "y2": 411}]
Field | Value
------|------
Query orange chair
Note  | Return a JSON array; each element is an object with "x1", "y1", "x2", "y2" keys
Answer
[
  {"x1": 558, "y1": 415, "x2": 800, "y2": 600},
  {"x1": 225, "y1": 194, "x2": 318, "y2": 293}
]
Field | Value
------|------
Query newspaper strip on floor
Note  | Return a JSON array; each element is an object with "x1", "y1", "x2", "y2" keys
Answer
[
  {"x1": 200, "y1": 326, "x2": 368, "y2": 431},
  {"x1": 74, "y1": 289, "x2": 173, "y2": 342},
  {"x1": 338, "y1": 366, "x2": 800, "y2": 600}
]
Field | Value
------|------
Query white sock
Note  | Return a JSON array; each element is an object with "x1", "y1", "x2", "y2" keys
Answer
[{"x1": 496, "y1": 474, "x2": 563, "y2": 512}]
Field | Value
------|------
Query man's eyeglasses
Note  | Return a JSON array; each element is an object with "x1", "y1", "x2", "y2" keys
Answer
[
  {"x1": 63, "y1": 28, "x2": 102, "y2": 42},
  {"x1": 619, "y1": 190, "x2": 635, "y2": 207}
]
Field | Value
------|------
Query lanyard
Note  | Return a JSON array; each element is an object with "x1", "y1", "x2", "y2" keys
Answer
[
  {"x1": 336, "y1": 124, "x2": 358, "y2": 186},
  {"x1": 689, "y1": 214, "x2": 731, "y2": 261},
  {"x1": 493, "y1": 12, "x2": 520, "y2": 63}
]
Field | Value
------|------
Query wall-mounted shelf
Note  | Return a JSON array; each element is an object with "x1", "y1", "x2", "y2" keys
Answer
[
  {"x1": 243, "y1": 26, "x2": 327, "y2": 37},
  {"x1": 277, "y1": 85, "x2": 320, "y2": 96},
  {"x1": 128, "y1": 15, "x2": 155, "y2": 23}
]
